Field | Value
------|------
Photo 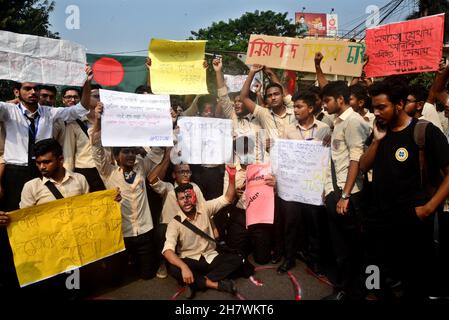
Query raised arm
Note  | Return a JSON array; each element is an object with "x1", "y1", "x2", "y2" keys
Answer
[
  {"x1": 429, "y1": 61, "x2": 449, "y2": 105},
  {"x1": 360, "y1": 122, "x2": 386, "y2": 172},
  {"x1": 90, "y1": 102, "x2": 114, "y2": 178},
  {"x1": 241, "y1": 64, "x2": 264, "y2": 114},
  {"x1": 147, "y1": 147, "x2": 172, "y2": 184},
  {"x1": 314, "y1": 52, "x2": 329, "y2": 89},
  {"x1": 80, "y1": 65, "x2": 93, "y2": 110},
  {"x1": 213, "y1": 57, "x2": 226, "y2": 90}
]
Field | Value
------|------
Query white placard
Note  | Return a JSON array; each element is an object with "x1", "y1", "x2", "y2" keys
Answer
[
  {"x1": 177, "y1": 117, "x2": 233, "y2": 164},
  {"x1": 100, "y1": 89, "x2": 173, "y2": 147},
  {"x1": 0, "y1": 30, "x2": 86, "y2": 86},
  {"x1": 223, "y1": 73, "x2": 262, "y2": 93},
  {"x1": 271, "y1": 139, "x2": 330, "y2": 206}
]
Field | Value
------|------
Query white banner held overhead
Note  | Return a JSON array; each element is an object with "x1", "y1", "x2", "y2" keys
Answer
[
  {"x1": 100, "y1": 89, "x2": 173, "y2": 147},
  {"x1": 0, "y1": 30, "x2": 86, "y2": 86},
  {"x1": 271, "y1": 139, "x2": 330, "y2": 206},
  {"x1": 177, "y1": 117, "x2": 233, "y2": 164}
]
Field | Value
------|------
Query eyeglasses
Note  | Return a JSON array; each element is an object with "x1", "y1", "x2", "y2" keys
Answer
[
  {"x1": 63, "y1": 95, "x2": 80, "y2": 100},
  {"x1": 176, "y1": 170, "x2": 192, "y2": 176}
]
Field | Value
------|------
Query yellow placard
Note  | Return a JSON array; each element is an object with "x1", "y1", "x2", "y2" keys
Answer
[
  {"x1": 6, "y1": 190, "x2": 125, "y2": 287},
  {"x1": 149, "y1": 38, "x2": 209, "y2": 95}
]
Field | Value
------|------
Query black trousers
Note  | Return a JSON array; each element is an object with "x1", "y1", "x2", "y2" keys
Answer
[
  {"x1": 123, "y1": 230, "x2": 158, "y2": 280},
  {"x1": 226, "y1": 207, "x2": 272, "y2": 265},
  {"x1": 2, "y1": 164, "x2": 40, "y2": 211},
  {"x1": 167, "y1": 253, "x2": 242, "y2": 290},
  {"x1": 154, "y1": 223, "x2": 168, "y2": 268},
  {"x1": 325, "y1": 191, "x2": 365, "y2": 299},
  {"x1": 74, "y1": 167, "x2": 105, "y2": 192},
  {"x1": 364, "y1": 204, "x2": 436, "y2": 300},
  {"x1": 282, "y1": 201, "x2": 326, "y2": 263}
]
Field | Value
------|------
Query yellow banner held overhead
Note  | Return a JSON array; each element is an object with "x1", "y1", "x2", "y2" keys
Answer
[
  {"x1": 6, "y1": 189, "x2": 125, "y2": 287},
  {"x1": 149, "y1": 38, "x2": 209, "y2": 95}
]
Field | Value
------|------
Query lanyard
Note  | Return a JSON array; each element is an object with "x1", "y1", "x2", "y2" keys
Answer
[
  {"x1": 18, "y1": 104, "x2": 40, "y2": 140},
  {"x1": 271, "y1": 112, "x2": 293, "y2": 130},
  {"x1": 298, "y1": 125, "x2": 315, "y2": 141}
]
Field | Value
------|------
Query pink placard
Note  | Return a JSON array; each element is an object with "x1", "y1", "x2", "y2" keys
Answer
[{"x1": 245, "y1": 163, "x2": 275, "y2": 227}]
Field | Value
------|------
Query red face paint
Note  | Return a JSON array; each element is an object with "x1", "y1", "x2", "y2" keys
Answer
[{"x1": 184, "y1": 189, "x2": 197, "y2": 206}]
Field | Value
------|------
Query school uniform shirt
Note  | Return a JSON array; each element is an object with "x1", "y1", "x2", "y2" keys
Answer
[
  {"x1": 91, "y1": 130, "x2": 158, "y2": 238},
  {"x1": 150, "y1": 180, "x2": 206, "y2": 224},
  {"x1": 217, "y1": 87, "x2": 266, "y2": 162},
  {"x1": 361, "y1": 109, "x2": 375, "y2": 129},
  {"x1": 324, "y1": 107, "x2": 371, "y2": 197},
  {"x1": 162, "y1": 196, "x2": 230, "y2": 263},
  {"x1": 437, "y1": 111, "x2": 449, "y2": 139},
  {"x1": 420, "y1": 102, "x2": 444, "y2": 133},
  {"x1": 63, "y1": 120, "x2": 96, "y2": 171},
  {"x1": 369, "y1": 118, "x2": 449, "y2": 212},
  {"x1": 252, "y1": 103, "x2": 296, "y2": 139},
  {"x1": 282, "y1": 118, "x2": 331, "y2": 141},
  {"x1": 19, "y1": 170, "x2": 89, "y2": 208},
  {"x1": 0, "y1": 102, "x2": 89, "y2": 166}
]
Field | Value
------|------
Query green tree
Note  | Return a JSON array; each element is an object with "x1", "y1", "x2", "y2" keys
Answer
[
  {"x1": 189, "y1": 10, "x2": 296, "y2": 92},
  {"x1": 0, "y1": 0, "x2": 59, "y2": 38},
  {"x1": 407, "y1": 0, "x2": 449, "y2": 43},
  {"x1": 0, "y1": 0, "x2": 59, "y2": 100}
]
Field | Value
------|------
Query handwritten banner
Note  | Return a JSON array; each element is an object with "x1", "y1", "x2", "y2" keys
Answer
[
  {"x1": 100, "y1": 89, "x2": 173, "y2": 147},
  {"x1": 245, "y1": 163, "x2": 274, "y2": 227},
  {"x1": 6, "y1": 190, "x2": 125, "y2": 287},
  {"x1": 365, "y1": 14, "x2": 445, "y2": 78},
  {"x1": 223, "y1": 74, "x2": 262, "y2": 93},
  {"x1": 177, "y1": 117, "x2": 233, "y2": 164},
  {"x1": 246, "y1": 34, "x2": 365, "y2": 77},
  {"x1": 149, "y1": 39, "x2": 208, "y2": 95},
  {"x1": 271, "y1": 139, "x2": 330, "y2": 206},
  {"x1": 0, "y1": 30, "x2": 86, "y2": 86}
]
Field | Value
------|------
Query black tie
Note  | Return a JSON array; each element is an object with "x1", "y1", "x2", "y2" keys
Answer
[{"x1": 26, "y1": 115, "x2": 40, "y2": 177}]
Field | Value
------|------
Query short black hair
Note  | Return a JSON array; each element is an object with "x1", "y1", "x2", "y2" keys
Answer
[
  {"x1": 292, "y1": 92, "x2": 317, "y2": 108},
  {"x1": 408, "y1": 84, "x2": 428, "y2": 103},
  {"x1": 229, "y1": 91, "x2": 256, "y2": 102},
  {"x1": 264, "y1": 83, "x2": 284, "y2": 100},
  {"x1": 12, "y1": 81, "x2": 22, "y2": 91},
  {"x1": 135, "y1": 85, "x2": 152, "y2": 94},
  {"x1": 308, "y1": 85, "x2": 322, "y2": 96},
  {"x1": 91, "y1": 84, "x2": 103, "y2": 90},
  {"x1": 170, "y1": 96, "x2": 185, "y2": 109},
  {"x1": 350, "y1": 84, "x2": 371, "y2": 109},
  {"x1": 34, "y1": 139, "x2": 63, "y2": 158},
  {"x1": 322, "y1": 81, "x2": 351, "y2": 104},
  {"x1": 368, "y1": 76, "x2": 409, "y2": 106},
  {"x1": 38, "y1": 85, "x2": 57, "y2": 95},
  {"x1": 61, "y1": 86, "x2": 81, "y2": 97},
  {"x1": 174, "y1": 183, "x2": 194, "y2": 197},
  {"x1": 112, "y1": 147, "x2": 135, "y2": 157}
]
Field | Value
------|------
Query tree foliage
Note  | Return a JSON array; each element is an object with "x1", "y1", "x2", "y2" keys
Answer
[
  {"x1": 407, "y1": 0, "x2": 449, "y2": 43},
  {"x1": 189, "y1": 10, "x2": 296, "y2": 91},
  {"x1": 0, "y1": 0, "x2": 59, "y2": 38}
]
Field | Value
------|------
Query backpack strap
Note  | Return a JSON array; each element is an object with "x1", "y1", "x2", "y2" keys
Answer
[
  {"x1": 413, "y1": 119, "x2": 430, "y2": 189},
  {"x1": 174, "y1": 215, "x2": 217, "y2": 244},
  {"x1": 44, "y1": 180, "x2": 64, "y2": 199},
  {"x1": 76, "y1": 119, "x2": 89, "y2": 138}
]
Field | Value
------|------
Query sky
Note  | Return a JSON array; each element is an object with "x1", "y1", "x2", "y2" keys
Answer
[{"x1": 48, "y1": 0, "x2": 416, "y2": 55}]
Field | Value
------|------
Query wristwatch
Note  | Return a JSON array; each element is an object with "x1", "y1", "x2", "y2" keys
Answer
[{"x1": 341, "y1": 192, "x2": 351, "y2": 200}]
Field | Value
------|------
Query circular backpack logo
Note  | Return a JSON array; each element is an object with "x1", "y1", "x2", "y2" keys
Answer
[{"x1": 395, "y1": 147, "x2": 408, "y2": 162}]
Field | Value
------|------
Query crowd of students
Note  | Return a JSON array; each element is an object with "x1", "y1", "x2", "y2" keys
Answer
[{"x1": 0, "y1": 51, "x2": 448, "y2": 301}]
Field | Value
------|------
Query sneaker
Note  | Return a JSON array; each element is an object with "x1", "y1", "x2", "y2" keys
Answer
[
  {"x1": 277, "y1": 259, "x2": 296, "y2": 274},
  {"x1": 271, "y1": 253, "x2": 282, "y2": 264},
  {"x1": 156, "y1": 264, "x2": 168, "y2": 279},
  {"x1": 218, "y1": 279, "x2": 238, "y2": 294}
]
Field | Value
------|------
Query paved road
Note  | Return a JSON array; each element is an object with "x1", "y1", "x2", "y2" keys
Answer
[{"x1": 89, "y1": 257, "x2": 334, "y2": 301}]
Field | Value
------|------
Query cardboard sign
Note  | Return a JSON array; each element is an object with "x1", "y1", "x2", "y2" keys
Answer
[{"x1": 365, "y1": 14, "x2": 445, "y2": 78}]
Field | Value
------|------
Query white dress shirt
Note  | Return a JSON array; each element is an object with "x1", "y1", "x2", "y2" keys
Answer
[{"x1": 0, "y1": 102, "x2": 89, "y2": 165}]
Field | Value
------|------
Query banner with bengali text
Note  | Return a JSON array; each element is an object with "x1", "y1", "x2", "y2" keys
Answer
[
  {"x1": 365, "y1": 14, "x2": 445, "y2": 78},
  {"x1": 245, "y1": 34, "x2": 364, "y2": 77}
]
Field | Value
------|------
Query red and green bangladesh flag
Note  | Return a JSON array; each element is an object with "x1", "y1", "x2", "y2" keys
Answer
[{"x1": 87, "y1": 54, "x2": 148, "y2": 93}]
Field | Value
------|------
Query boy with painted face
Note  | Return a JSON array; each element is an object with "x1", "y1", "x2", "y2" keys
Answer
[{"x1": 163, "y1": 168, "x2": 240, "y2": 299}]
